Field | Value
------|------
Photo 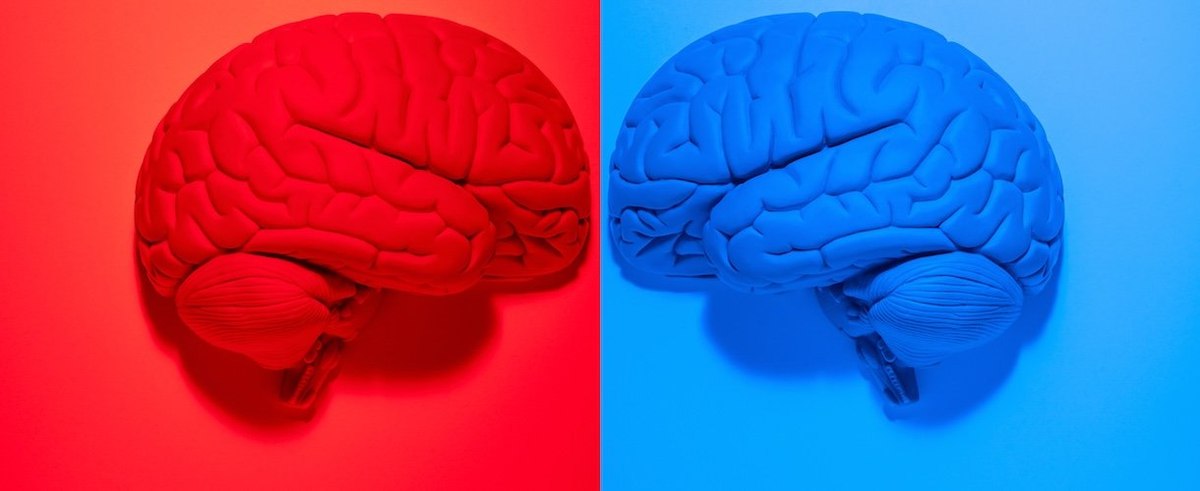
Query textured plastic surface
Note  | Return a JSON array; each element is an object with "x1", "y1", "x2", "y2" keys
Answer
[
  {"x1": 601, "y1": 1, "x2": 1200, "y2": 488},
  {"x1": 2, "y1": 0, "x2": 599, "y2": 487},
  {"x1": 136, "y1": 14, "x2": 589, "y2": 374},
  {"x1": 609, "y1": 12, "x2": 1063, "y2": 371}
]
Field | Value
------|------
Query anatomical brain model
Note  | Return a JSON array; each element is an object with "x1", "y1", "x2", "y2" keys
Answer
[
  {"x1": 136, "y1": 14, "x2": 589, "y2": 406},
  {"x1": 610, "y1": 13, "x2": 1063, "y2": 404}
]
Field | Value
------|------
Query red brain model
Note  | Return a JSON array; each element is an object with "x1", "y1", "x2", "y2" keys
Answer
[{"x1": 135, "y1": 14, "x2": 589, "y2": 405}]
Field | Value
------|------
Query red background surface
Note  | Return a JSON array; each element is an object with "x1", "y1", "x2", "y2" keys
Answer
[{"x1": 0, "y1": 1, "x2": 598, "y2": 489}]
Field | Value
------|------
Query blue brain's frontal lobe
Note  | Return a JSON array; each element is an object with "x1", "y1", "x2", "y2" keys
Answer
[{"x1": 610, "y1": 13, "x2": 1064, "y2": 373}]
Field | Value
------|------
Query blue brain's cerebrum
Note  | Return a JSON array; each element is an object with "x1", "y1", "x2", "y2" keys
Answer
[{"x1": 610, "y1": 12, "x2": 1064, "y2": 295}]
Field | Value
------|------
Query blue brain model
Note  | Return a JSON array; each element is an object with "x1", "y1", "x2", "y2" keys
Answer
[{"x1": 609, "y1": 12, "x2": 1064, "y2": 404}]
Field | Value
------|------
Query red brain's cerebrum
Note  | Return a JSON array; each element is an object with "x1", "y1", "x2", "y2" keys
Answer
[
  {"x1": 136, "y1": 13, "x2": 589, "y2": 299},
  {"x1": 135, "y1": 14, "x2": 588, "y2": 399}
]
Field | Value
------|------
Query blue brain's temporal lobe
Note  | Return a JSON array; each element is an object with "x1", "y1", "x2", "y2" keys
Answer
[{"x1": 609, "y1": 12, "x2": 1064, "y2": 295}]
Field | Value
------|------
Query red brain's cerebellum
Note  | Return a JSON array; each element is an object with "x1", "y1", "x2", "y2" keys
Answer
[{"x1": 136, "y1": 13, "x2": 589, "y2": 298}]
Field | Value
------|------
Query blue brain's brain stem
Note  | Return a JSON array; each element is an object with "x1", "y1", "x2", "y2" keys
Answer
[{"x1": 609, "y1": 12, "x2": 1064, "y2": 405}]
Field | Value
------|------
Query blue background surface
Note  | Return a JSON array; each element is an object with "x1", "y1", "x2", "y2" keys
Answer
[{"x1": 601, "y1": 1, "x2": 1200, "y2": 489}]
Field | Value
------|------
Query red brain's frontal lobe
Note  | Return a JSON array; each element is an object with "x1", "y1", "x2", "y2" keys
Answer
[{"x1": 136, "y1": 14, "x2": 589, "y2": 298}]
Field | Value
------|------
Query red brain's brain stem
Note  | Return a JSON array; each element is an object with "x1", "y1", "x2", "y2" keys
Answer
[{"x1": 135, "y1": 13, "x2": 590, "y2": 299}]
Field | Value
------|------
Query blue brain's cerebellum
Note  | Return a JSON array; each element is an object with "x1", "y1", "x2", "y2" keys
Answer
[{"x1": 609, "y1": 12, "x2": 1064, "y2": 403}]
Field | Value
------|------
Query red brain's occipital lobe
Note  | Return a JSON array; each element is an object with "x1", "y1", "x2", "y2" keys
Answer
[{"x1": 134, "y1": 13, "x2": 589, "y2": 391}]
